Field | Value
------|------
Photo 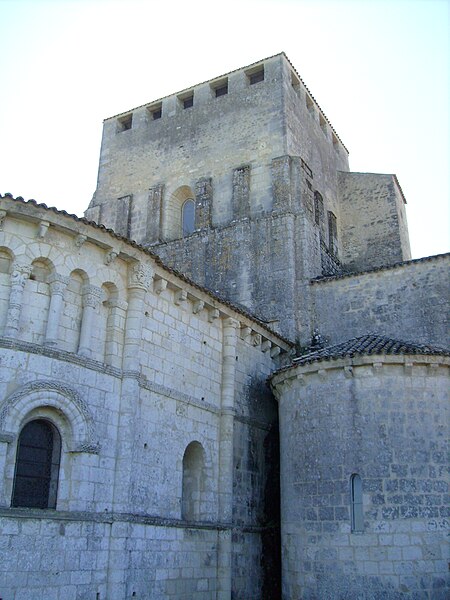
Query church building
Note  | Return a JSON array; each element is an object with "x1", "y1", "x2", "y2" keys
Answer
[{"x1": 0, "y1": 53, "x2": 448, "y2": 599}]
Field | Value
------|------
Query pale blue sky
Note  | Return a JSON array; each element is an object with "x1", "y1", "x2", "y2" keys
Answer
[{"x1": 1, "y1": 0, "x2": 448, "y2": 258}]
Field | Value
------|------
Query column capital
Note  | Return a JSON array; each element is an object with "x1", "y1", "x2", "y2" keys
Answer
[
  {"x1": 82, "y1": 284, "x2": 102, "y2": 309},
  {"x1": 48, "y1": 273, "x2": 70, "y2": 296},
  {"x1": 11, "y1": 262, "x2": 32, "y2": 284},
  {"x1": 128, "y1": 262, "x2": 153, "y2": 291}
]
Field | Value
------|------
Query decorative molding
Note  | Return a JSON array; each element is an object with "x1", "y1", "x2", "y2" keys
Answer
[{"x1": 0, "y1": 380, "x2": 100, "y2": 453}]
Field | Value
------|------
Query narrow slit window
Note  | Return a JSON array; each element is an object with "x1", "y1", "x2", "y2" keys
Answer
[
  {"x1": 182, "y1": 199, "x2": 195, "y2": 236},
  {"x1": 351, "y1": 474, "x2": 364, "y2": 532}
]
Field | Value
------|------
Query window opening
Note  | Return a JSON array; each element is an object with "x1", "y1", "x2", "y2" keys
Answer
[
  {"x1": 152, "y1": 108, "x2": 162, "y2": 120},
  {"x1": 117, "y1": 114, "x2": 133, "y2": 132},
  {"x1": 351, "y1": 473, "x2": 363, "y2": 532},
  {"x1": 182, "y1": 199, "x2": 195, "y2": 237},
  {"x1": 215, "y1": 84, "x2": 228, "y2": 97},
  {"x1": 249, "y1": 68, "x2": 264, "y2": 85},
  {"x1": 12, "y1": 419, "x2": 61, "y2": 509},
  {"x1": 183, "y1": 95, "x2": 194, "y2": 109},
  {"x1": 314, "y1": 191, "x2": 324, "y2": 226}
]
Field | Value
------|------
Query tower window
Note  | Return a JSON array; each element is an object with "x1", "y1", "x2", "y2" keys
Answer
[
  {"x1": 12, "y1": 419, "x2": 61, "y2": 509},
  {"x1": 350, "y1": 474, "x2": 364, "y2": 532},
  {"x1": 182, "y1": 199, "x2": 195, "y2": 236},
  {"x1": 248, "y1": 67, "x2": 264, "y2": 85},
  {"x1": 183, "y1": 95, "x2": 194, "y2": 109},
  {"x1": 117, "y1": 114, "x2": 133, "y2": 132},
  {"x1": 215, "y1": 84, "x2": 228, "y2": 98}
]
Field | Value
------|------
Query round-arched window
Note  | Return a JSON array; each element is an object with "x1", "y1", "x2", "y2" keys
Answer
[{"x1": 12, "y1": 419, "x2": 61, "y2": 509}]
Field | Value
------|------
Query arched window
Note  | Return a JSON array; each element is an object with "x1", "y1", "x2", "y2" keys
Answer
[
  {"x1": 350, "y1": 473, "x2": 363, "y2": 532},
  {"x1": 181, "y1": 441, "x2": 205, "y2": 521},
  {"x1": 182, "y1": 199, "x2": 195, "y2": 237},
  {"x1": 12, "y1": 419, "x2": 61, "y2": 509}
]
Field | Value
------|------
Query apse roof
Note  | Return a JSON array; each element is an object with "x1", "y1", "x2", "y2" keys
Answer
[{"x1": 293, "y1": 334, "x2": 450, "y2": 367}]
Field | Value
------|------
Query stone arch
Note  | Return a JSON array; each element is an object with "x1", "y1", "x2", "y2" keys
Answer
[
  {"x1": 98, "y1": 281, "x2": 124, "y2": 365},
  {"x1": 0, "y1": 380, "x2": 99, "y2": 452},
  {"x1": 164, "y1": 185, "x2": 196, "y2": 240},
  {"x1": 181, "y1": 440, "x2": 207, "y2": 521},
  {"x1": 61, "y1": 269, "x2": 90, "y2": 353},
  {"x1": 20, "y1": 257, "x2": 56, "y2": 344},
  {"x1": 0, "y1": 380, "x2": 99, "y2": 509}
]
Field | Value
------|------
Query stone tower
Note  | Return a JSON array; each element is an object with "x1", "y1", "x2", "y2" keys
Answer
[{"x1": 86, "y1": 52, "x2": 411, "y2": 342}]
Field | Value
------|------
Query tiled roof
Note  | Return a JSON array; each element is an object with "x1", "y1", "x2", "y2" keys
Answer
[
  {"x1": 311, "y1": 252, "x2": 450, "y2": 284},
  {"x1": 0, "y1": 194, "x2": 293, "y2": 347},
  {"x1": 293, "y1": 334, "x2": 450, "y2": 366}
]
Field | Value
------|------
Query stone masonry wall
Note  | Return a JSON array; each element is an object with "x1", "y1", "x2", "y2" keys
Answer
[
  {"x1": 273, "y1": 356, "x2": 449, "y2": 599},
  {"x1": 0, "y1": 195, "x2": 290, "y2": 599},
  {"x1": 338, "y1": 172, "x2": 411, "y2": 272},
  {"x1": 310, "y1": 254, "x2": 449, "y2": 348}
]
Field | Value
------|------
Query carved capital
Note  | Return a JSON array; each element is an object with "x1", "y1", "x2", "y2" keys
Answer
[
  {"x1": 82, "y1": 285, "x2": 102, "y2": 309},
  {"x1": 128, "y1": 262, "x2": 153, "y2": 290},
  {"x1": 10, "y1": 263, "x2": 32, "y2": 287},
  {"x1": 48, "y1": 273, "x2": 70, "y2": 296}
]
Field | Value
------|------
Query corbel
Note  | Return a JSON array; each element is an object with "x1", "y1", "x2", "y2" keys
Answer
[
  {"x1": 153, "y1": 277, "x2": 168, "y2": 295},
  {"x1": 37, "y1": 220, "x2": 50, "y2": 239},
  {"x1": 270, "y1": 345, "x2": 281, "y2": 358},
  {"x1": 0, "y1": 209, "x2": 7, "y2": 230},
  {"x1": 240, "y1": 326, "x2": 252, "y2": 342},
  {"x1": 251, "y1": 333, "x2": 262, "y2": 347},
  {"x1": 343, "y1": 365, "x2": 353, "y2": 378},
  {"x1": 74, "y1": 234, "x2": 87, "y2": 248},
  {"x1": 261, "y1": 339, "x2": 271, "y2": 353},
  {"x1": 104, "y1": 248, "x2": 118, "y2": 265},
  {"x1": 208, "y1": 308, "x2": 220, "y2": 322},
  {"x1": 174, "y1": 289, "x2": 188, "y2": 306},
  {"x1": 192, "y1": 300, "x2": 204, "y2": 314}
]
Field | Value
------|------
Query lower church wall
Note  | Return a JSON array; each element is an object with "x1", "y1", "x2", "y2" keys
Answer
[{"x1": 0, "y1": 512, "x2": 225, "y2": 600}]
